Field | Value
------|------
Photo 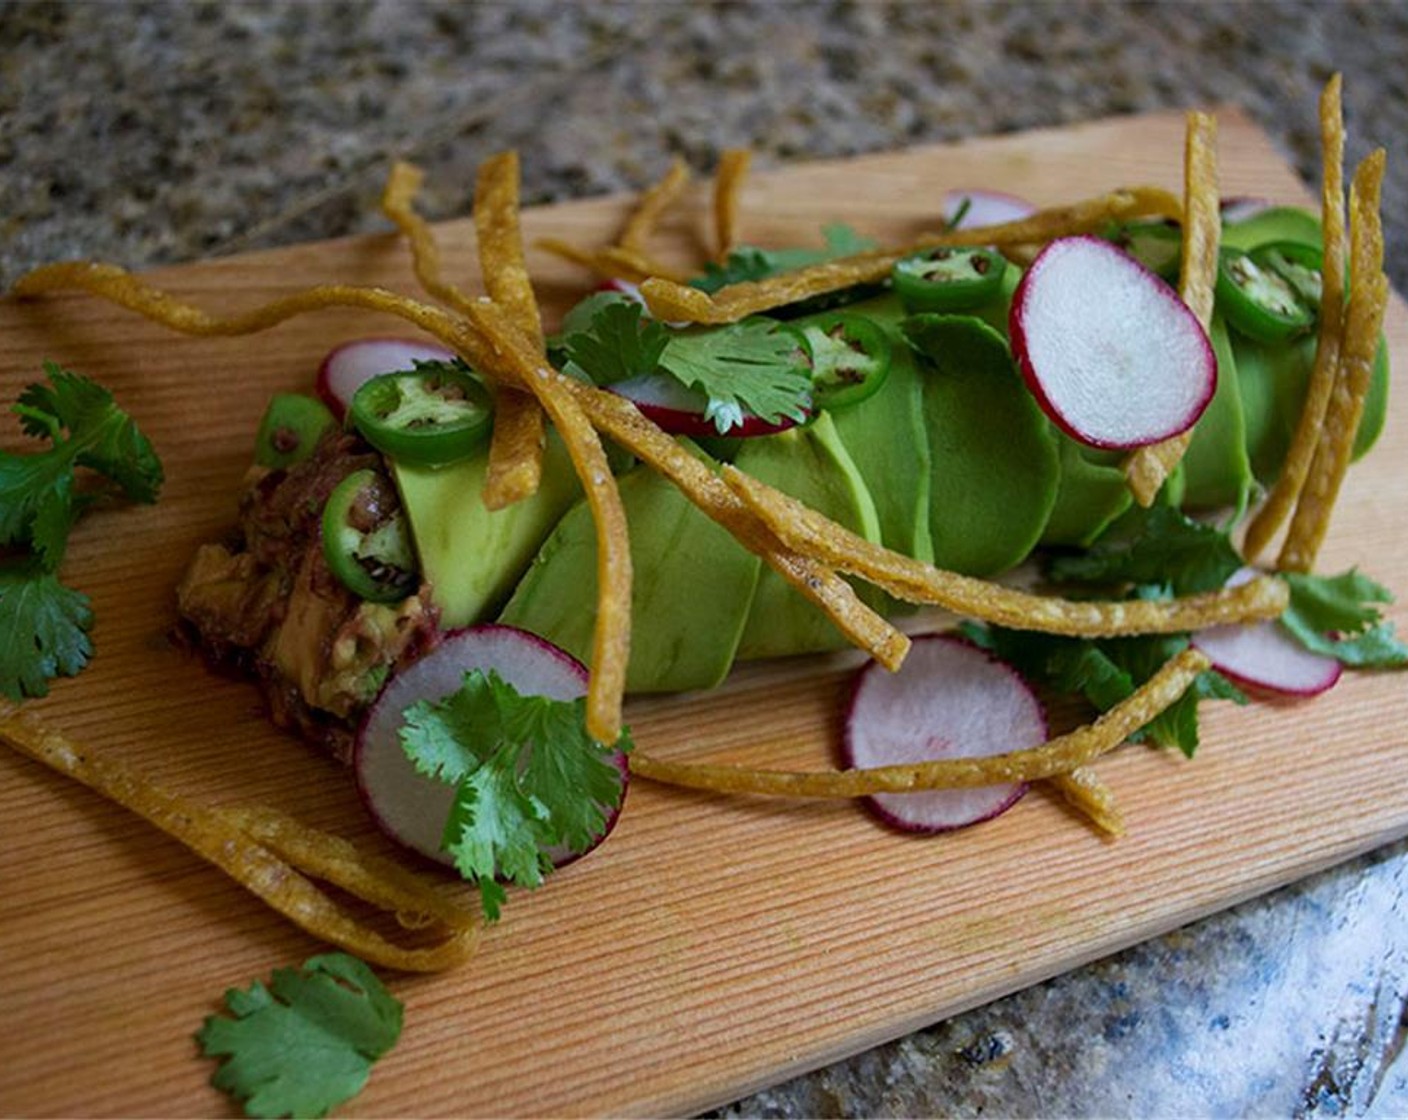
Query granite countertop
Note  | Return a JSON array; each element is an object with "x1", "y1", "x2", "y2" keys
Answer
[{"x1": 4, "y1": 1, "x2": 1407, "y2": 1115}]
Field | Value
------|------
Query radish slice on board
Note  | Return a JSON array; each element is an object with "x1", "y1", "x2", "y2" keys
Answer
[
  {"x1": 608, "y1": 374, "x2": 803, "y2": 438},
  {"x1": 1192, "y1": 569, "x2": 1341, "y2": 696},
  {"x1": 942, "y1": 188, "x2": 1036, "y2": 229},
  {"x1": 355, "y1": 625, "x2": 627, "y2": 869},
  {"x1": 843, "y1": 635, "x2": 1047, "y2": 833},
  {"x1": 1008, "y1": 235, "x2": 1217, "y2": 449},
  {"x1": 317, "y1": 337, "x2": 457, "y2": 418}
]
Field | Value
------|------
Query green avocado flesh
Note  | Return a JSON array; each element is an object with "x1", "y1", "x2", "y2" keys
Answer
[
  {"x1": 1181, "y1": 313, "x2": 1253, "y2": 512},
  {"x1": 734, "y1": 412, "x2": 883, "y2": 660},
  {"x1": 393, "y1": 434, "x2": 581, "y2": 628},
  {"x1": 499, "y1": 443, "x2": 762, "y2": 692}
]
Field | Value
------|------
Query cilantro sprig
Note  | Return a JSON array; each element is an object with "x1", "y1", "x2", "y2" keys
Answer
[
  {"x1": 558, "y1": 295, "x2": 812, "y2": 433},
  {"x1": 688, "y1": 223, "x2": 877, "y2": 293},
  {"x1": 1281, "y1": 569, "x2": 1408, "y2": 668},
  {"x1": 197, "y1": 953, "x2": 403, "y2": 1119},
  {"x1": 398, "y1": 669, "x2": 629, "y2": 920},
  {"x1": 0, "y1": 363, "x2": 162, "y2": 700}
]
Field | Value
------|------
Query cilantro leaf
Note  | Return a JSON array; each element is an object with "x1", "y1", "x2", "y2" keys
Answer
[
  {"x1": 1281, "y1": 569, "x2": 1408, "y2": 668},
  {"x1": 1048, "y1": 504, "x2": 1241, "y2": 595},
  {"x1": 196, "y1": 953, "x2": 403, "y2": 1119},
  {"x1": 689, "y1": 223, "x2": 877, "y2": 293},
  {"x1": 399, "y1": 669, "x2": 629, "y2": 920},
  {"x1": 560, "y1": 298, "x2": 669, "y2": 385},
  {"x1": 659, "y1": 319, "x2": 812, "y2": 432},
  {"x1": 0, "y1": 557, "x2": 93, "y2": 701}
]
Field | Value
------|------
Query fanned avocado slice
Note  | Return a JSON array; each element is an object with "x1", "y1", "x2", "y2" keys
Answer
[
  {"x1": 499, "y1": 442, "x2": 762, "y2": 693},
  {"x1": 903, "y1": 313, "x2": 1060, "y2": 576},
  {"x1": 1181, "y1": 313, "x2": 1253, "y2": 513},
  {"x1": 734, "y1": 412, "x2": 882, "y2": 660}
]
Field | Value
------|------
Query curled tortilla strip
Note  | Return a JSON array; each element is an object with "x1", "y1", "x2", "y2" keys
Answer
[
  {"x1": 1242, "y1": 75, "x2": 1347, "y2": 562},
  {"x1": 558, "y1": 376, "x2": 909, "y2": 670},
  {"x1": 639, "y1": 186, "x2": 1184, "y2": 324},
  {"x1": 473, "y1": 150, "x2": 548, "y2": 507},
  {"x1": 1280, "y1": 148, "x2": 1388, "y2": 572},
  {"x1": 1126, "y1": 110, "x2": 1220, "y2": 506},
  {"x1": 535, "y1": 237, "x2": 694, "y2": 285},
  {"x1": 631, "y1": 648, "x2": 1210, "y2": 798},
  {"x1": 713, "y1": 149, "x2": 753, "y2": 261},
  {"x1": 381, "y1": 160, "x2": 478, "y2": 316},
  {"x1": 722, "y1": 464, "x2": 1288, "y2": 634},
  {"x1": 1048, "y1": 767, "x2": 1126, "y2": 839},
  {"x1": 619, "y1": 157, "x2": 690, "y2": 253},
  {"x1": 0, "y1": 704, "x2": 475, "y2": 972},
  {"x1": 467, "y1": 302, "x2": 633, "y2": 744}
]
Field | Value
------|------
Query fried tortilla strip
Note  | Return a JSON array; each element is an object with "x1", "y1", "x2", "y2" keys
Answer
[
  {"x1": 474, "y1": 150, "x2": 548, "y2": 508},
  {"x1": 0, "y1": 704, "x2": 475, "y2": 972},
  {"x1": 466, "y1": 301, "x2": 633, "y2": 744},
  {"x1": 1126, "y1": 111, "x2": 1220, "y2": 506},
  {"x1": 619, "y1": 157, "x2": 690, "y2": 253},
  {"x1": 559, "y1": 376, "x2": 910, "y2": 670},
  {"x1": 631, "y1": 649, "x2": 1209, "y2": 797},
  {"x1": 1242, "y1": 75, "x2": 1347, "y2": 562},
  {"x1": 723, "y1": 464, "x2": 1288, "y2": 634},
  {"x1": 713, "y1": 148, "x2": 752, "y2": 261},
  {"x1": 536, "y1": 237, "x2": 694, "y2": 284},
  {"x1": 381, "y1": 159, "x2": 477, "y2": 315},
  {"x1": 1280, "y1": 148, "x2": 1389, "y2": 572},
  {"x1": 1048, "y1": 767, "x2": 1126, "y2": 839},
  {"x1": 639, "y1": 186, "x2": 1185, "y2": 324}
]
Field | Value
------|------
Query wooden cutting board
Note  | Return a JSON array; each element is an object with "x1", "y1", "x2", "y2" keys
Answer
[{"x1": 2, "y1": 108, "x2": 1406, "y2": 1118}]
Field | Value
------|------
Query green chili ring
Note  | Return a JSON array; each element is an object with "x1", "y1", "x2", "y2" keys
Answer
[
  {"x1": 795, "y1": 311, "x2": 893, "y2": 411},
  {"x1": 349, "y1": 363, "x2": 494, "y2": 466},
  {"x1": 321, "y1": 469, "x2": 419, "y2": 602},
  {"x1": 1215, "y1": 246, "x2": 1317, "y2": 344},
  {"x1": 892, "y1": 246, "x2": 1008, "y2": 313}
]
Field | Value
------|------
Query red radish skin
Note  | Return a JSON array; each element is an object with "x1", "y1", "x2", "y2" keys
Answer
[
  {"x1": 843, "y1": 635, "x2": 1047, "y2": 833},
  {"x1": 1192, "y1": 569, "x2": 1342, "y2": 696},
  {"x1": 943, "y1": 188, "x2": 1036, "y2": 229},
  {"x1": 1008, "y1": 235, "x2": 1217, "y2": 450},
  {"x1": 355, "y1": 624, "x2": 627, "y2": 870},
  {"x1": 608, "y1": 374, "x2": 802, "y2": 438},
  {"x1": 317, "y1": 337, "x2": 458, "y2": 418}
]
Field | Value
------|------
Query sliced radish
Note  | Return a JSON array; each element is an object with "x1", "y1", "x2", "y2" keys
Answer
[
  {"x1": 1008, "y1": 235, "x2": 1216, "y2": 449},
  {"x1": 317, "y1": 337, "x2": 457, "y2": 419},
  {"x1": 608, "y1": 374, "x2": 802, "y2": 438},
  {"x1": 597, "y1": 277, "x2": 648, "y2": 306},
  {"x1": 943, "y1": 188, "x2": 1036, "y2": 230},
  {"x1": 1220, "y1": 197, "x2": 1272, "y2": 223},
  {"x1": 355, "y1": 624, "x2": 627, "y2": 870},
  {"x1": 1191, "y1": 569, "x2": 1341, "y2": 696},
  {"x1": 842, "y1": 635, "x2": 1047, "y2": 833}
]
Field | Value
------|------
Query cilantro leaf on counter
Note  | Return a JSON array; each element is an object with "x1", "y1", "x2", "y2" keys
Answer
[
  {"x1": 197, "y1": 953, "x2": 403, "y2": 1120},
  {"x1": 658, "y1": 318, "x2": 812, "y2": 432},
  {"x1": 1047, "y1": 503, "x2": 1241, "y2": 596},
  {"x1": 0, "y1": 364, "x2": 162, "y2": 699},
  {"x1": 1281, "y1": 569, "x2": 1408, "y2": 668},
  {"x1": 689, "y1": 223, "x2": 877, "y2": 293},
  {"x1": 399, "y1": 669, "x2": 628, "y2": 920}
]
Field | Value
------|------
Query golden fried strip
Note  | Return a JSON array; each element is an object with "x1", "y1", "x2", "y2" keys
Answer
[
  {"x1": 536, "y1": 237, "x2": 694, "y2": 285},
  {"x1": 474, "y1": 151, "x2": 548, "y2": 508},
  {"x1": 619, "y1": 157, "x2": 690, "y2": 253},
  {"x1": 466, "y1": 301, "x2": 633, "y2": 744},
  {"x1": 639, "y1": 186, "x2": 1185, "y2": 324},
  {"x1": 0, "y1": 705, "x2": 475, "y2": 971},
  {"x1": 1048, "y1": 767, "x2": 1126, "y2": 839},
  {"x1": 713, "y1": 149, "x2": 752, "y2": 261},
  {"x1": 722, "y1": 464, "x2": 1288, "y2": 634},
  {"x1": 381, "y1": 160, "x2": 478, "y2": 316},
  {"x1": 1242, "y1": 75, "x2": 1347, "y2": 562},
  {"x1": 1126, "y1": 111, "x2": 1221, "y2": 506},
  {"x1": 558, "y1": 376, "x2": 910, "y2": 670},
  {"x1": 631, "y1": 649, "x2": 1210, "y2": 797},
  {"x1": 1280, "y1": 148, "x2": 1389, "y2": 572}
]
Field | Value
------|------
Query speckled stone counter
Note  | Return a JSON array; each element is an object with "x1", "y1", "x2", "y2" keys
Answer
[{"x1": 4, "y1": 2, "x2": 1408, "y2": 1115}]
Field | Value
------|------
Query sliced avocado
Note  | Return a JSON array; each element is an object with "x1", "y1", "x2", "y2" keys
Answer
[
  {"x1": 1181, "y1": 313, "x2": 1253, "y2": 513},
  {"x1": 903, "y1": 313, "x2": 1060, "y2": 576},
  {"x1": 1041, "y1": 438, "x2": 1132, "y2": 549},
  {"x1": 734, "y1": 412, "x2": 883, "y2": 660},
  {"x1": 499, "y1": 442, "x2": 762, "y2": 693},
  {"x1": 392, "y1": 434, "x2": 581, "y2": 628},
  {"x1": 819, "y1": 294, "x2": 934, "y2": 565}
]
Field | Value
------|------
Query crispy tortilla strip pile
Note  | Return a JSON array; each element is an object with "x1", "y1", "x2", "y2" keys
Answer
[
  {"x1": 1126, "y1": 110, "x2": 1221, "y2": 505},
  {"x1": 0, "y1": 702, "x2": 476, "y2": 972}
]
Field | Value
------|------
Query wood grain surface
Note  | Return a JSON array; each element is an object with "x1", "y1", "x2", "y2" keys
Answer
[{"x1": 1, "y1": 108, "x2": 1406, "y2": 1118}]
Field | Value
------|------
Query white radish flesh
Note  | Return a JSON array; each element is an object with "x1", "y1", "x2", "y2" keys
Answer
[
  {"x1": 317, "y1": 337, "x2": 457, "y2": 418},
  {"x1": 355, "y1": 625, "x2": 626, "y2": 869},
  {"x1": 1008, "y1": 235, "x2": 1216, "y2": 449},
  {"x1": 1192, "y1": 569, "x2": 1341, "y2": 696},
  {"x1": 943, "y1": 188, "x2": 1036, "y2": 229},
  {"x1": 843, "y1": 635, "x2": 1047, "y2": 832}
]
